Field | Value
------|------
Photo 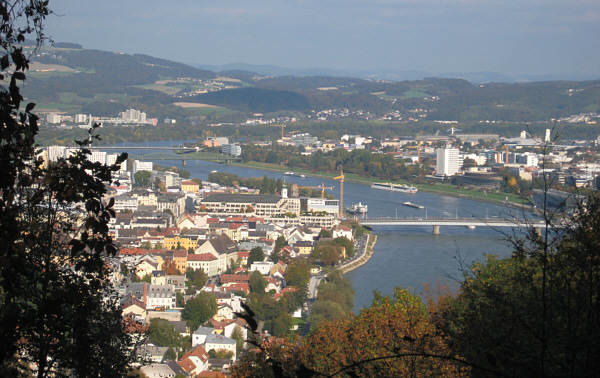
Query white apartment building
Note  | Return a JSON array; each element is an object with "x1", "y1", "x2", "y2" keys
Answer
[
  {"x1": 106, "y1": 153, "x2": 127, "y2": 172},
  {"x1": 47, "y1": 145, "x2": 66, "y2": 162},
  {"x1": 187, "y1": 253, "x2": 220, "y2": 276},
  {"x1": 133, "y1": 160, "x2": 153, "y2": 174},
  {"x1": 74, "y1": 114, "x2": 88, "y2": 123},
  {"x1": 47, "y1": 114, "x2": 61, "y2": 124},
  {"x1": 200, "y1": 193, "x2": 301, "y2": 217},
  {"x1": 436, "y1": 148, "x2": 460, "y2": 176},
  {"x1": 89, "y1": 150, "x2": 106, "y2": 165},
  {"x1": 146, "y1": 284, "x2": 176, "y2": 310},
  {"x1": 306, "y1": 198, "x2": 339, "y2": 215}
]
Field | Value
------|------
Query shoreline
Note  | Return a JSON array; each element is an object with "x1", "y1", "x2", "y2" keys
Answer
[
  {"x1": 339, "y1": 233, "x2": 377, "y2": 274},
  {"x1": 227, "y1": 161, "x2": 529, "y2": 209}
]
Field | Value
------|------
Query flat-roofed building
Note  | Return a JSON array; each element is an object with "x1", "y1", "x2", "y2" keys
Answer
[{"x1": 200, "y1": 193, "x2": 300, "y2": 217}]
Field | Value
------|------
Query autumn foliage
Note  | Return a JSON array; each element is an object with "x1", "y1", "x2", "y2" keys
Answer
[{"x1": 233, "y1": 288, "x2": 467, "y2": 377}]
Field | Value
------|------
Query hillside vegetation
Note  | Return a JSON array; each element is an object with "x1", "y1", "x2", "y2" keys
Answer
[{"x1": 24, "y1": 46, "x2": 600, "y2": 123}]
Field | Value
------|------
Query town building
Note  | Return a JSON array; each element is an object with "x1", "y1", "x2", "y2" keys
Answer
[{"x1": 436, "y1": 147, "x2": 460, "y2": 176}]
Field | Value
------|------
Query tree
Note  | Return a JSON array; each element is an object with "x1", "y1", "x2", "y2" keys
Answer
[
  {"x1": 231, "y1": 325, "x2": 245, "y2": 355},
  {"x1": 181, "y1": 292, "x2": 218, "y2": 330},
  {"x1": 313, "y1": 243, "x2": 342, "y2": 266},
  {"x1": 148, "y1": 318, "x2": 183, "y2": 349},
  {"x1": 0, "y1": 5, "x2": 135, "y2": 374},
  {"x1": 317, "y1": 229, "x2": 332, "y2": 239},
  {"x1": 234, "y1": 289, "x2": 464, "y2": 377},
  {"x1": 208, "y1": 349, "x2": 234, "y2": 359},
  {"x1": 284, "y1": 260, "x2": 311, "y2": 287},
  {"x1": 249, "y1": 270, "x2": 267, "y2": 294},
  {"x1": 333, "y1": 236, "x2": 354, "y2": 258},
  {"x1": 304, "y1": 288, "x2": 464, "y2": 376},
  {"x1": 247, "y1": 247, "x2": 264, "y2": 266},
  {"x1": 186, "y1": 267, "x2": 208, "y2": 291},
  {"x1": 134, "y1": 170, "x2": 152, "y2": 186},
  {"x1": 443, "y1": 194, "x2": 600, "y2": 377},
  {"x1": 164, "y1": 347, "x2": 177, "y2": 362}
]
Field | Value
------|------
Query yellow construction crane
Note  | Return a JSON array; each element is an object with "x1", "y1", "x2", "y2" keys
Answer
[
  {"x1": 271, "y1": 124, "x2": 285, "y2": 140},
  {"x1": 334, "y1": 170, "x2": 345, "y2": 217},
  {"x1": 299, "y1": 182, "x2": 334, "y2": 198}
]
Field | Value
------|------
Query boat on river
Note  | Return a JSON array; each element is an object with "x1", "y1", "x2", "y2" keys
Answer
[
  {"x1": 283, "y1": 171, "x2": 306, "y2": 178},
  {"x1": 371, "y1": 182, "x2": 418, "y2": 193},
  {"x1": 403, "y1": 201, "x2": 424, "y2": 209},
  {"x1": 345, "y1": 202, "x2": 368, "y2": 214}
]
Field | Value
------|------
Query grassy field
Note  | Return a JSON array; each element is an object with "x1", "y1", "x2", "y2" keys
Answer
[
  {"x1": 374, "y1": 93, "x2": 401, "y2": 100},
  {"x1": 401, "y1": 90, "x2": 430, "y2": 99},
  {"x1": 184, "y1": 106, "x2": 239, "y2": 117}
]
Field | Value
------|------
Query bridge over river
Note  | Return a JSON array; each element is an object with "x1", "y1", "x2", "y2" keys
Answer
[
  {"x1": 89, "y1": 147, "x2": 241, "y2": 164},
  {"x1": 360, "y1": 217, "x2": 547, "y2": 234}
]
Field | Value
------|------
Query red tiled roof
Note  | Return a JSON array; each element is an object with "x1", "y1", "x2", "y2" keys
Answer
[
  {"x1": 222, "y1": 283, "x2": 250, "y2": 294},
  {"x1": 119, "y1": 248, "x2": 153, "y2": 256},
  {"x1": 178, "y1": 357, "x2": 196, "y2": 372},
  {"x1": 220, "y1": 274, "x2": 250, "y2": 284},
  {"x1": 188, "y1": 253, "x2": 217, "y2": 262},
  {"x1": 182, "y1": 345, "x2": 209, "y2": 363}
]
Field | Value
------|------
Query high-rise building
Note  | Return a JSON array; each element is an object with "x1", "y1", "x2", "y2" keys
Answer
[
  {"x1": 47, "y1": 145, "x2": 66, "y2": 162},
  {"x1": 436, "y1": 148, "x2": 460, "y2": 176},
  {"x1": 47, "y1": 114, "x2": 61, "y2": 124}
]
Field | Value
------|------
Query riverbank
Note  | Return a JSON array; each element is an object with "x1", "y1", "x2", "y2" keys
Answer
[
  {"x1": 229, "y1": 161, "x2": 529, "y2": 209},
  {"x1": 339, "y1": 233, "x2": 377, "y2": 274}
]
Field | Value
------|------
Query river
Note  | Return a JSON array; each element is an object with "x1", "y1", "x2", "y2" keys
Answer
[{"x1": 106, "y1": 140, "x2": 525, "y2": 312}]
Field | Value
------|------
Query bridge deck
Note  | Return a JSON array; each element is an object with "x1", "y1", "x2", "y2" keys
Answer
[{"x1": 361, "y1": 217, "x2": 546, "y2": 228}]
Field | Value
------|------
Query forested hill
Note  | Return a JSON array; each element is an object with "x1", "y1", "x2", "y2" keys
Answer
[{"x1": 24, "y1": 45, "x2": 600, "y2": 122}]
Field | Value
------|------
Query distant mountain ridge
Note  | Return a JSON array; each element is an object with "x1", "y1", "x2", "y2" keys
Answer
[
  {"x1": 22, "y1": 43, "x2": 600, "y2": 122},
  {"x1": 195, "y1": 62, "x2": 600, "y2": 84}
]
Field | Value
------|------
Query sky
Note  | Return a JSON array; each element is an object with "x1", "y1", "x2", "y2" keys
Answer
[{"x1": 44, "y1": 0, "x2": 600, "y2": 77}]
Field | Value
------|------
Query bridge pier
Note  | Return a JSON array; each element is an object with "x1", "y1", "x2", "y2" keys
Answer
[{"x1": 433, "y1": 225, "x2": 440, "y2": 235}]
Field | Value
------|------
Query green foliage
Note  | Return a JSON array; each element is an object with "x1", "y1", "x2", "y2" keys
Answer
[
  {"x1": 208, "y1": 349, "x2": 234, "y2": 359},
  {"x1": 308, "y1": 301, "x2": 346, "y2": 333},
  {"x1": 148, "y1": 318, "x2": 185, "y2": 350},
  {"x1": 134, "y1": 170, "x2": 152, "y2": 186},
  {"x1": 186, "y1": 267, "x2": 208, "y2": 291},
  {"x1": 317, "y1": 229, "x2": 332, "y2": 238},
  {"x1": 312, "y1": 242, "x2": 342, "y2": 266},
  {"x1": 249, "y1": 271, "x2": 267, "y2": 294},
  {"x1": 443, "y1": 195, "x2": 600, "y2": 377},
  {"x1": 0, "y1": 6, "x2": 137, "y2": 374},
  {"x1": 308, "y1": 271, "x2": 354, "y2": 332},
  {"x1": 163, "y1": 347, "x2": 177, "y2": 362},
  {"x1": 208, "y1": 172, "x2": 282, "y2": 195},
  {"x1": 333, "y1": 236, "x2": 354, "y2": 258},
  {"x1": 247, "y1": 247, "x2": 265, "y2": 266},
  {"x1": 141, "y1": 274, "x2": 152, "y2": 283},
  {"x1": 284, "y1": 260, "x2": 311, "y2": 287},
  {"x1": 181, "y1": 292, "x2": 218, "y2": 330},
  {"x1": 231, "y1": 325, "x2": 245, "y2": 355}
]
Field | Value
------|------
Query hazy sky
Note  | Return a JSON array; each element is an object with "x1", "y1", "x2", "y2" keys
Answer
[{"x1": 45, "y1": 0, "x2": 600, "y2": 76}]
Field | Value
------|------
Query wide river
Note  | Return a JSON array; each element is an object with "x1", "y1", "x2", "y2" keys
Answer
[{"x1": 107, "y1": 140, "x2": 527, "y2": 312}]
